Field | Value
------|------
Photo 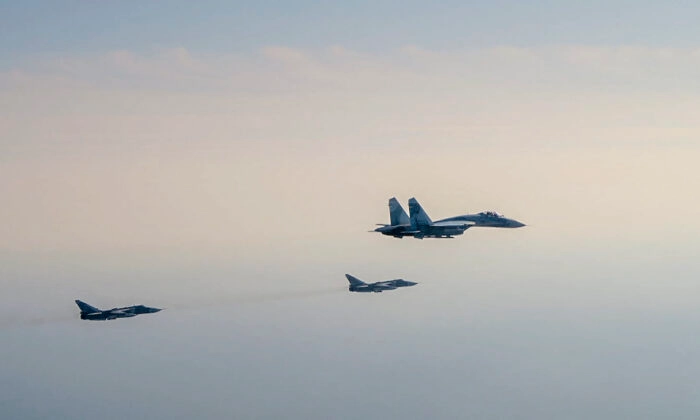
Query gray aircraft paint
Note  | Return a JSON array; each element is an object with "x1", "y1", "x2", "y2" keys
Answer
[
  {"x1": 374, "y1": 197, "x2": 525, "y2": 239},
  {"x1": 345, "y1": 274, "x2": 417, "y2": 293},
  {"x1": 75, "y1": 300, "x2": 162, "y2": 321},
  {"x1": 438, "y1": 212, "x2": 526, "y2": 228},
  {"x1": 389, "y1": 197, "x2": 410, "y2": 226}
]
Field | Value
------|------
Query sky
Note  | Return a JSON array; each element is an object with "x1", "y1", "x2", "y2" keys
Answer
[{"x1": 2, "y1": 2, "x2": 700, "y2": 419}]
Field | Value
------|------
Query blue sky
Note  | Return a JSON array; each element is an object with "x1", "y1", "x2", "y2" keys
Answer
[{"x1": 3, "y1": 0, "x2": 700, "y2": 62}]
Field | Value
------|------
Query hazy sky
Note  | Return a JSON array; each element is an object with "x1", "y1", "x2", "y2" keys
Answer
[
  {"x1": 2, "y1": 2, "x2": 700, "y2": 419},
  {"x1": 3, "y1": 1, "x2": 700, "y2": 57}
]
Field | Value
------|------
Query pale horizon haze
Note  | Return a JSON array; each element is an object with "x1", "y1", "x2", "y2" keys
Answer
[{"x1": 2, "y1": 2, "x2": 700, "y2": 419}]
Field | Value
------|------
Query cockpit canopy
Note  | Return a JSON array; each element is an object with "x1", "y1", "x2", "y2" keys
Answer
[{"x1": 479, "y1": 211, "x2": 503, "y2": 218}]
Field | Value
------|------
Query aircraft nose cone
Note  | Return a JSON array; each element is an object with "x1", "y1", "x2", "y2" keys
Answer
[
  {"x1": 407, "y1": 282, "x2": 418, "y2": 286},
  {"x1": 512, "y1": 221, "x2": 526, "y2": 228}
]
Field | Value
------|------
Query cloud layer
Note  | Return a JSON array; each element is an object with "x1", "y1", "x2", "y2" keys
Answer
[
  {"x1": 3, "y1": 45, "x2": 700, "y2": 158},
  {"x1": 1, "y1": 46, "x2": 699, "y2": 258}
]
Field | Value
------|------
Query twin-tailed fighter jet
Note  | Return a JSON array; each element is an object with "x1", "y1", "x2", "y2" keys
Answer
[
  {"x1": 346, "y1": 274, "x2": 417, "y2": 293},
  {"x1": 374, "y1": 197, "x2": 525, "y2": 239},
  {"x1": 75, "y1": 300, "x2": 162, "y2": 321}
]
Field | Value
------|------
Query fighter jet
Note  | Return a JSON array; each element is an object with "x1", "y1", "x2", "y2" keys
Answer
[
  {"x1": 373, "y1": 197, "x2": 525, "y2": 239},
  {"x1": 75, "y1": 300, "x2": 162, "y2": 321},
  {"x1": 346, "y1": 274, "x2": 417, "y2": 293},
  {"x1": 407, "y1": 197, "x2": 525, "y2": 239}
]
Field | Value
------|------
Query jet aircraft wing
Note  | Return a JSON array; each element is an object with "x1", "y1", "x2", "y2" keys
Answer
[
  {"x1": 108, "y1": 308, "x2": 138, "y2": 317},
  {"x1": 111, "y1": 308, "x2": 134, "y2": 314},
  {"x1": 431, "y1": 220, "x2": 476, "y2": 227}
]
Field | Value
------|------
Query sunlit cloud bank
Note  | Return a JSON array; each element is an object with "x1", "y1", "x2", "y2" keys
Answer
[
  {"x1": 1, "y1": 46, "x2": 699, "y2": 258},
  {"x1": 3, "y1": 45, "x2": 700, "y2": 157}
]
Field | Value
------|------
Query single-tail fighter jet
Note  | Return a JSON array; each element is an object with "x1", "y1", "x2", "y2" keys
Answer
[
  {"x1": 75, "y1": 300, "x2": 162, "y2": 321},
  {"x1": 346, "y1": 274, "x2": 417, "y2": 293},
  {"x1": 408, "y1": 197, "x2": 525, "y2": 239}
]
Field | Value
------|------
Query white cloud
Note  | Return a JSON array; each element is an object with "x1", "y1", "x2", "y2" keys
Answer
[
  {"x1": 2, "y1": 46, "x2": 700, "y2": 151},
  {"x1": 1, "y1": 46, "x2": 699, "y2": 257},
  {"x1": 2, "y1": 45, "x2": 700, "y2": 164}
]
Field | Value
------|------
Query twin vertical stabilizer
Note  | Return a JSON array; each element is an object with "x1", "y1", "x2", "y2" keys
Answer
[
  {"x1": 388, "y1": 197, "x2": 410, "y2": 226},
  {"x1": 408, "y1": 197, "x2": 432, "y2": 227}
]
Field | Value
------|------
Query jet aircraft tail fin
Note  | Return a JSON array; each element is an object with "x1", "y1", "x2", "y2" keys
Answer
[
  {"x1": 388, "y1": 197, "x2": 410, "y2": 226},
  {"x1": 345, "y1": 274, "x2": 366, "y2": 287},
  {"x1": 408, "y1": 197, "x2": 432, "y2": 227},
  {"x1": 75, "y1": 300, "x2": 100, "y2": 314}
]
